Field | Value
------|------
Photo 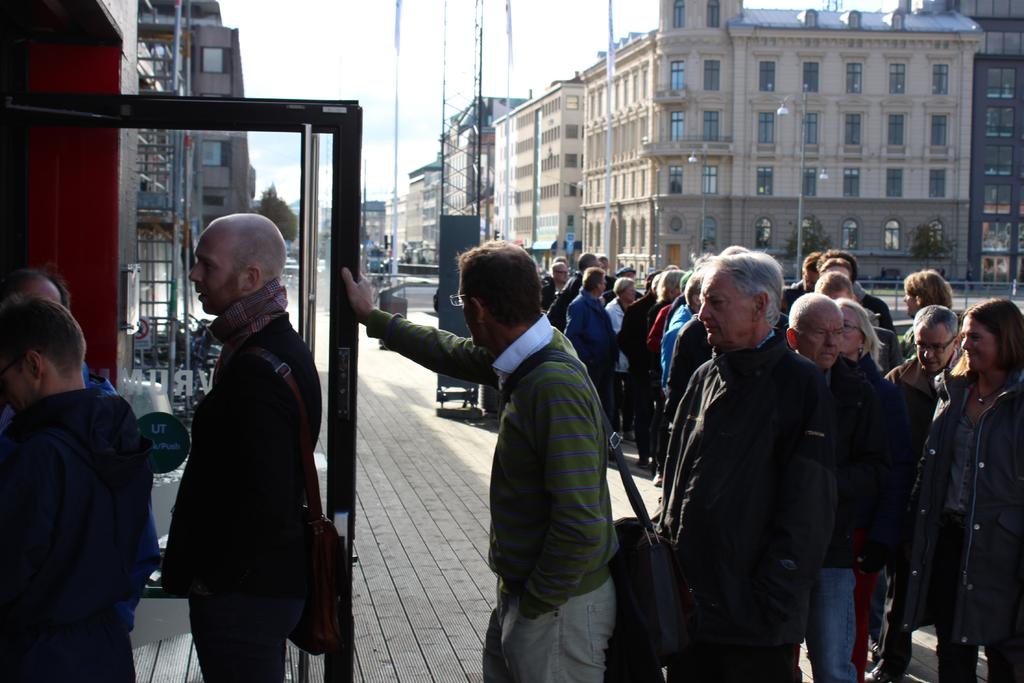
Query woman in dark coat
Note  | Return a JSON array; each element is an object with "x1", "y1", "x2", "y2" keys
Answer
[
  {"x1": 903, "y1": 298, "x2": 1024, "y2": 682},
  {"x1": 836, "y1": 299, "x2": 915, "y2": 683}
]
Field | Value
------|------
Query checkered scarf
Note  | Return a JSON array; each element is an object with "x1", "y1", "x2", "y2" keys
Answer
[{"x1": 210, "y1": 277, "x2": 288, "y2": 381}]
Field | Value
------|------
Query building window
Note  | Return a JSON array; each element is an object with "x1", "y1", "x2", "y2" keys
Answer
[
  {"x1": 804, "y1": 112, "x2": 819, "y2": 145},
  {"x1": 757, "y1": 167, "x2": 774, "y2": 195},
  {"x1": 566, "y1": 95, "x2": 579, "y2": 110},
  {"x1": 844, "y1": 114, "x2": 862, "y2": 145},
  {"x1": 841, "y1": 219, "x2": 859, "y2": 249},
  {"x1": 759, "y1": 61, "x2": 776, "y2": 91},
  {"x1": 674, "y1": 0, "x2": 685, "y2": 28},
  {"x1": 671, "y1": 61, "x2": 686, "y2": 90},
  {"x1": 986, "y1": 106, "x2": 1014, "y2": 137},
  {"x1": 931, "y1": 115, "x2": 948, "y2": 146},
  {"x1": 843, "y1": 168, "x2": 860, "y2": 197},
  {"x1": 755, "y1": 217, "x2": 772, "y2": 248},
  {"x1": 565, "y1": 124, "x2": 579, "y2": 139},
  {"x1": 202, "y1": 140, "x2": 227, "y2": 166},
  {"x1": 670, "y1": 111, "x2": 685, "y2": 141},
  {"x1": 848, "y1": 10, "x2": 862, "y2": 28},
  {"x1": 804, "y1": 168, "x2": 818, "y2": 197},
  {"x1": 884, "y1": 220, "x2": 901, "y2": 250},
  {"x1": 985, "y1": 145, "x2": 1013, "y2": 175},
  {"x1": 707, "y1": 0, "x2": 720, "y2": 27},
  {"x1": 703, "y1": 111, "x2": 720, "y2": 140},
  {"x1": 805, "y1": 9, "x2": 818, "y2": 28},
  {"x1": 929, "y1": 169, "x2": 947, "y2": 198},
  {"x1": 987, "y1": 67, "x2": 1015, "y2": 98},
  {"x1": 703, "y1": 165, "x2": 718, "y2": 194},
  {"x1": 886, "y1": 168, "x2": 903, "y2": 198},
  {"x1": 982, "y1": 221, "x2": 1012, "y2": 251},
  {"x1": 803, "y1": 62, "x2": 820, "y2": 93},
  {"x1": 846, "y1": 62, "x2": 863, "y2": 93},
  {"x1": 984, "y1": 184, "x2": 1013, "y2": 214},
  {"x1": 565, "y1": 153, "x2": 579, "y2": 168},
  {"x1": 203, "y1": 194, "x2": 225, "y2": 206},
  {"x1": 887, "y1": 114, "x2": 905, "y2": 146},
  {"x1": 704, "y1": 59, "x2": 720, "y2": 91},
  {"x1": 932, "y1": 64, "x2": 949, "y2": 95},
  {"x1": 757, "y1": 112, "x2": 775, "y2": 144},
  {"x1": 669, "y1": 166, "x2": 683, "y2": 194},
  {"x1": 889, "y1": 63, "x2": 906, "y2": 94},
  {"x1": 702, "y1": 217, "x2": 718, "y2": 247},
  {"x1": 201, "y1": 47, "x2": 225, "y2": 73}
]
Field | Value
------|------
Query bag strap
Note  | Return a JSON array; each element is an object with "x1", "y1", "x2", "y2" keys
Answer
[
  {"x1": 502, "y1": 346, "x2": 654, "y2": 532},
  {"x1": 240, "y1": 346, "x2": 323, "y2": 522}
]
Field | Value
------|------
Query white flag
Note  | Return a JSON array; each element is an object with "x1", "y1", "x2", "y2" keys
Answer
[{"x1": 395, "y1": 0, "x2": 402, "y2": 53}]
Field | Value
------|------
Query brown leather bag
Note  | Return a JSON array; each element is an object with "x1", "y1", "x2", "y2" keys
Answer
[{"x1": 243, "y1": 347, "x2": 343, "y2": 655}]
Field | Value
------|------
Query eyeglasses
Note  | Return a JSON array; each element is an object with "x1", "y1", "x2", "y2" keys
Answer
[
  {"x1": 449, "y1": 294, "x2": 466, "y2": 308},
  {"x1": 916, "y1": 338, "x2": 957, "y2": 354},
  {"x1": 0, "y1": 354, "x2": 23, "y2": 393},
  {"x1": 800, "y1": 326, "x2": 845, "y2": 340}
]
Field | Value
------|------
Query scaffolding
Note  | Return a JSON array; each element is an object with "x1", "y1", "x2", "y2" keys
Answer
[{"x1": 135, "y1": 2, "x2": 197, "y2": 415}]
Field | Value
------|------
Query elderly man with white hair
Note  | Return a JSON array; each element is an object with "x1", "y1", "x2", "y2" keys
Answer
[
  {"x1": 659, "y1": 251, "x2": 838, "y2": 683},
  {"x1": 787, "y1": 293, "x2": 889, "y2": 683},
  {"x1": 162, "y1": 214, "x2": 322, "y2": 683}
]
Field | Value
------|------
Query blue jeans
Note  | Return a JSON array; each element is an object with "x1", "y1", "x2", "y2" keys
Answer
[
  {"x1": 805, "y1": 567, "x2": 857, "y2": 683},
  {"x1": 482, "y1": 577, "x2": 616, "y2": 683},
  {"x1": 189, "y1": 592, "x2": 305, "y2": 683}
]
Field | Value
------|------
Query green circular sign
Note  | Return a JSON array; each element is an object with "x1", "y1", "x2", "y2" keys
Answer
[{"x1": 138, "y1": 412, "x2": 191, "y2": 474}]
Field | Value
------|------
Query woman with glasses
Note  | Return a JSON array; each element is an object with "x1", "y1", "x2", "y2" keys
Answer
[
  {"x1": 903, "y1": 298, "x2": 1024, "y2": 682},
  {"x1": 901, "y1": 269, "x2": 955, "y2": 358},
  {"x1": 836, "y1": 299, "x2": 915, "y2": 682}
]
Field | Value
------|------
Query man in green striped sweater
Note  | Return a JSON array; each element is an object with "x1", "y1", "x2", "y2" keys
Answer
[{"x1": 342, "y1": 241, "x2": 617, "y2": 682}]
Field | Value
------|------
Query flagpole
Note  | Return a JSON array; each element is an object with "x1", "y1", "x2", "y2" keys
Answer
[
  {"x1": 504, "y1": 0, "x2": 513, "y2": 242},
  {"x1": 391, "y1": 0, "x2": 401, "y2": 279},
  {"x1": 604, "y1": 0, "x2": 613, "y2": 265}
]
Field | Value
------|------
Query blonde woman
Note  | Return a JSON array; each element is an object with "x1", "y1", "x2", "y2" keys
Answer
[{"x1": 901, "y1": 270, "x2": 955, "y2": 358}]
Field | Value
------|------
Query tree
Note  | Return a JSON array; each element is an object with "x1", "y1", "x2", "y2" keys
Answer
[
  {"x1": 255, "y1": 185, "x2": 298, "y2": 242},
  {"x1": 909, "y1": 220, "x2": 953, "y2": 267},
  {"x1": 784, "y1": 214, "x2": 831, "y2": 259}
]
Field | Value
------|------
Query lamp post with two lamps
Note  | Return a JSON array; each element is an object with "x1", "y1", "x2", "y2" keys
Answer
[
  {"x1": 776, "y1": 86, "x2": 828, "y2": 276},
  {"x1": 688, "y1": 147, "x2": 708, "y2": 253}
]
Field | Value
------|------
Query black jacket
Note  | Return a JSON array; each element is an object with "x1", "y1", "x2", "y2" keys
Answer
[
  {"x1": 162, "y1": 315, "x2": 322, "y2": 598},
  {"x1": 824, "y1": 357, "x2": 890, "y2": 567},
  {"x1": 658, "y1": 333, "x2": 837, "y2": 646},
  {"x1": 0, "y1": 390, "x2": 152, "y2": 681},
  {"x1": 617, "y1": 292, "x2": 657, "y2": 375},
  {"x1": 862, "y1": 293, "x2": 895, "y2": 333},
  {"x1": 903, "y1": 370, "x2": 1024, "y2": 645},
  {"x1": 540, "y1": 276, "x2": 558, "y2": 311},
  {"x1": 547, "y1": 272, "x2": 583, "y2": 331}
]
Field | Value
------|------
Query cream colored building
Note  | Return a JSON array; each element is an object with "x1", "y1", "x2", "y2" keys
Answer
[
  {"x1": 495, "y1": 77, "x2": 585, "y2": 268},
  {"x1": 582, "y1": 0, "x2": 981, "y2": 278}
]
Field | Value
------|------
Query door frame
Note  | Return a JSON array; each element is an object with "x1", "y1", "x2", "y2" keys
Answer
[{"x1": 1, "y1": 92, "x2": 362, "y2": 681}]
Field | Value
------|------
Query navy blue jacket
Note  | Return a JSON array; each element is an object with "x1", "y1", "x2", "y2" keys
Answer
[
  {"x1": 0, "y1": 389, "x2": 152, "y2": 682},
  {"x1": 856, "y1": 355, "x2": 915, "y2": 549},
  {"x1": 565, "y1": 292, "x2": 617, "y2": 366}
]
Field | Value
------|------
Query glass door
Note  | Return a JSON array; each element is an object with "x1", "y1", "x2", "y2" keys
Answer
[{"x1": 1, "y1": 93, "x2": 362, "y2": 681}]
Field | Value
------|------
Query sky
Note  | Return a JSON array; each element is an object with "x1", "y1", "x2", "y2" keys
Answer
[{"x1": 217, "y1": 0, "x2": 886, "y2": 206}]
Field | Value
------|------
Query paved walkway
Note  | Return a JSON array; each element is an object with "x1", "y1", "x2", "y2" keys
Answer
[{"x1": 132, "y1": 310, "x2": 987, "y2": 682}]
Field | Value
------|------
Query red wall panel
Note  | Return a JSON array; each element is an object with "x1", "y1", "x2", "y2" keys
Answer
[{"x1": 27, "y1": 43, "x2": 122, "y2": 381}]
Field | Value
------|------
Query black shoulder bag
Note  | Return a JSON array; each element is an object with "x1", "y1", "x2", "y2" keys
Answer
[{"x1": 503, "y1": 348, "x2": 695, "y2": 682}]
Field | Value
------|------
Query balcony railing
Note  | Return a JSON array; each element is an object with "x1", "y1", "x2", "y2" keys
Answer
[
  {"x1": 654, "y1": 87, "x2": 689, "y2": 103},
  {"x1": 640, "y1": 136, "x2": 734, "y2": 157}
]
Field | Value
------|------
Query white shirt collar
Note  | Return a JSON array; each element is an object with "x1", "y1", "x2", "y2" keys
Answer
[{"x1": 492, "y1": 315, "x2": 554, "y2": 386}]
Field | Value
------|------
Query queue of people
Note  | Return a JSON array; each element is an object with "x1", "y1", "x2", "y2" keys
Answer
[{"x1": 5, "y1": 228, "x2": 1024, "y2": 683}]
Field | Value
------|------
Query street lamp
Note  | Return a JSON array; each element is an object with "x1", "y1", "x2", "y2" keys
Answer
[
  {"x1": 777, "y1": 86, "x2": 828, "y2": 278},
  {"x1": 688, "y1": 147, "x2": 708, "y2": 253}
]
